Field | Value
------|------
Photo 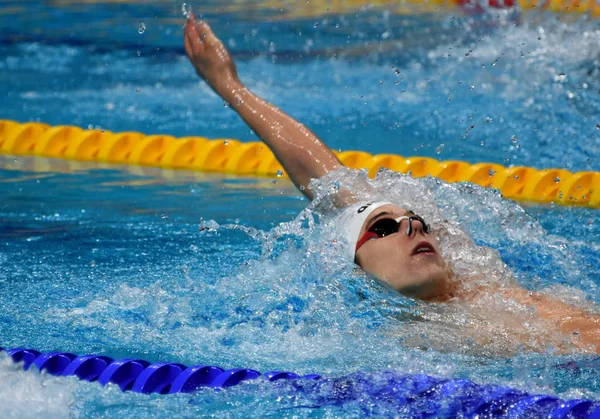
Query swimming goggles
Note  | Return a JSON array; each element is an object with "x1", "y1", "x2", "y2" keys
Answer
[{"x1": 355, "y1": 214, "x2": 431, "y2": 252}]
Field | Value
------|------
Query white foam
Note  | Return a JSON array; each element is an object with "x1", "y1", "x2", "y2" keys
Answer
[{"x1": 0, "y1": 355, "x2": 76, "y2": 419}]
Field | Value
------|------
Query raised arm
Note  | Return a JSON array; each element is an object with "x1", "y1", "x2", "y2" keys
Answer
[{"x1": 184, "y1": 15, "x2": 341, "y2": 200}]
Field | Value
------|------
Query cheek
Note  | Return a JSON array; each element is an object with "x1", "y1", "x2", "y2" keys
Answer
[
  {"x1": 358, "y1": 238, "x2": 410, "y2": 275},
  {"x1": 377, "y1": 235, "x2": 411, "y2": 258}
]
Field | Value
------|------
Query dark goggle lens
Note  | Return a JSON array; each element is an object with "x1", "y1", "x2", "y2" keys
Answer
[{"x1": 369, "y1": 218, "x2": 400, "y2": 237}]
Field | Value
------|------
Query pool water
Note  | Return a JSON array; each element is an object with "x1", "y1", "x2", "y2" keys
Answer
[{"x1": 1, "y1": 0, "x2": 600, "y2": 417}]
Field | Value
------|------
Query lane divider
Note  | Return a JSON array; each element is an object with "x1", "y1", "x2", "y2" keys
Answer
[
  {"x1": 456, "y1": 0, "x2": 600, "y2": 16},
  {"x1": 1, "y1": 120, "x2": 598, "y2": 207},
  {"x1": 1, "y1": 346, "x2": 599, "y2": 417},
  {"x1": 0, "y1": 347, "x2": 317, "y2": 394}
]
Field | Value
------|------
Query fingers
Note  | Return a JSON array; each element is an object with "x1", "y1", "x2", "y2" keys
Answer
[
  {"x1": 184, "y1": 19, "x2": 205, "y2": 56},
  {"x1": 195, "y1": 20, "x2": 221, "y2": 48},
  {"x1": 184, "y1": 13, "x2": 221, "y2": 47},
  {"x1": 183, "y1": 16, "x2": 227, "y2": 69},
  {"x1": 183, "y1": 22, "x2": 197, "y2": 59}
]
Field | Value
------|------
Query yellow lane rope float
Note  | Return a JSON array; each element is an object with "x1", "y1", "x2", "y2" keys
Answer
[{"x1": 0, "y1": 120, "x2": 598, "y2": 207}]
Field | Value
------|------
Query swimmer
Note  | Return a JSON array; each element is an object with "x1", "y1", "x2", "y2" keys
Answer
[{"x1": 183, "y1": 15, "x2": 600, "y2": 354}]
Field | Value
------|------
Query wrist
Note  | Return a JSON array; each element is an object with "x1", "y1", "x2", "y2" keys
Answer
[{"x1": 214, "y1": 78, "x2": 244, "y2": 103}]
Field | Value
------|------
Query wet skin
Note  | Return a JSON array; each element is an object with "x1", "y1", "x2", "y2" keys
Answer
[{"x1": 354, "y1": 205, "x2": 454, "y2": 302}]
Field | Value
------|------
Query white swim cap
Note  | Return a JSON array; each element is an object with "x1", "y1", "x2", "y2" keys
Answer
[{"x1": 338, "y1": 201, "x2": 394, "y2": 259}]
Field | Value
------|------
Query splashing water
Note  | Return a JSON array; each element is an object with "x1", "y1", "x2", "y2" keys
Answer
[
  {"x1": 37, "y1": 165, "x2": 596, "y2": 371},
  {"x1": 0, "y1": 355, "x2": 77, "y2": 419},
  {"x1": 1, "y1": 160, "x2": 599, "y2": 416},
  {"x1": 1, "y1": 3, "x2": 600, "y2": 416},
  {"x1": 181, "y1": 3, "x2": 192, "y2": 18}
]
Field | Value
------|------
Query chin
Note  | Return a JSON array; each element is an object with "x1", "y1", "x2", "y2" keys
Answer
[{"x1": 396, "y1": 270, "x2": 452, "y2": 302}]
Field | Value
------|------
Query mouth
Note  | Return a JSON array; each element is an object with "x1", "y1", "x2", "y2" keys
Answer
[{"x1": 411, "y1": 241, "x2": 437, "y2": 256}]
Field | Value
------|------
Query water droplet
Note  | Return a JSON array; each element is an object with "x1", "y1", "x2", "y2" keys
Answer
[
  {"x1": 223, "y1": 139, "x2": 229, "y2": 145},
  {"x1": 161, "y1": 214, "x2": 169, "y2": 220},
  {"x1": 488, "y1": 169, "x2": 496, "y2": 176},
  {"x1": 596, "y1": 123, "x2": 600, "y2": 130},
  {"x1": 486, "y1": 117, "x2": 493, "y2": 123},
  {"x1": 328, "y1": 181, "x2": 340, "y2": 193},
  {"x1": 182, "y1": 3, "x2": 191, "y2": 17},
  {"x1": 136, "y1": 51, "x2": 141, "y2": 57},
  {"x1": 554, "y1": 73, "x2": 567, "y2": 83},
  {"x1": 223, "y1": 100, "x2": 230, "y2": 108},
  {"x1": 138, "y1": 23, "x2": 146, "y2": 34},
  {"x1": 299, "y1": 185, "x2": 306, "y2": 191},
  {"x1": 435, "y1": 143, "x2": 444, "y2": 154},
  {"x1": 511, "y1": 135, "x2": 518, "y2": 143},
  {"x1": 276, "y1": 170, "x2": 283, "y2": 177},
  {"x1": 136, "y1": 88, "x2": 141, "y2": 93},
  {"x1": 469, "y1": 85, "x2": 475, "y2": 90},
  {"x1": 394, "y1": 69, "x2": 401, "y2": 76}
]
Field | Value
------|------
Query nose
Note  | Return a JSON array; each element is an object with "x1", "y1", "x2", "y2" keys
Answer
[{"x1": 401, "y1": 216, "x2": 427, "y2": 237}]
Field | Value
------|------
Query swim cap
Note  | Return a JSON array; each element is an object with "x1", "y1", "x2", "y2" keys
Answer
[{"x1": 338, "y1": 201, "x2": 394, "y2": 259}]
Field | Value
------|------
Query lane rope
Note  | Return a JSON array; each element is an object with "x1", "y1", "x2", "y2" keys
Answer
[
  {"x1": 2, "y1": 346, "x2": 599, "y2": 417},
  {"x1": 0, "y1": 120, "x2": 598, "y2": 207}
]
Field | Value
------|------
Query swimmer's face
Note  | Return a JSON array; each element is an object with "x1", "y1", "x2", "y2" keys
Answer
[{"x1": 354, "y1": 205, "x2": 453, "y2": 302}]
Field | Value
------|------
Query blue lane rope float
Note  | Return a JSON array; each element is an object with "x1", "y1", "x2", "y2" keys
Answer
[
  {"x1": 0, "y1": 347, "x2": 318, "y2": 394},
  {"x1": 2, "y1": 347, "x2": 600, "y2": 417}
]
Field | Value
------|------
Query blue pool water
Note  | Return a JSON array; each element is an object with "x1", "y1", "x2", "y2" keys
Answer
[{"x1": 1, "y1": 0, "x2": 600, "y2": 417}]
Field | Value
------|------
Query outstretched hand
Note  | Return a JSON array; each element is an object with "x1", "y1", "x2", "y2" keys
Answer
[
  {"x1": 183, "y1": 14, "x2": 341, "y2": 199},
  {"x1": 184, "y1": 14, "x2": 239, "y2": 94}
]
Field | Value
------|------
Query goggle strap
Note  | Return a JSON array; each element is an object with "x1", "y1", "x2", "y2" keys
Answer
[{"x1": 355, "y1": 231, "x2": 379, "y2": 252}]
